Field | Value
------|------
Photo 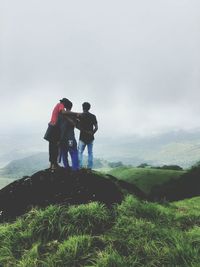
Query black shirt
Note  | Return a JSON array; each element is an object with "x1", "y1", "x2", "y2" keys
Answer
[
  {"x1": 58, "y1": 114, "x2": 76, "y2": 143},
  {"x1": 79, "y1": 112, "x2": 97, "y2": 144}
]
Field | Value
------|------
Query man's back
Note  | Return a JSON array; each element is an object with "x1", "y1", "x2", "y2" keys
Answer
[
  {"x1": 58, "y1": 114, "x2": 76, "y2": 143},
  {"x1": 79, "y1": 112, "x2": 97, "y2": 144}
]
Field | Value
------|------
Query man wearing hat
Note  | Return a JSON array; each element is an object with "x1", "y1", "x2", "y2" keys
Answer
[{"x1": 44, "y1": 98, "x2": 79, "y2": 171}]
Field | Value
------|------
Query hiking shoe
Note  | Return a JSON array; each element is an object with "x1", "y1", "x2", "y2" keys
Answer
[{"x1": 50, "y1": 163, "x2": 61, "y2": 171}]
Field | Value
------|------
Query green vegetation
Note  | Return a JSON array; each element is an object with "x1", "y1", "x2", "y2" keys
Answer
[
  {"x1": 0, "y1": 195, "x2": 199, "y2": 266},
  {"x1": 0, "y1": 164, "x2": 199, "y2": 266},
  {"x1": 0, "y1": 153, "x2": 110, "y2": 180},
  {"x1": 109, "y1": 166, "x2": 185, "y2": 194}
]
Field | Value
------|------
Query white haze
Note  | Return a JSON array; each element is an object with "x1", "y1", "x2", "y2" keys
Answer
[{"x1": 0, "y1": 0, "x2": 200, "y2": 138}]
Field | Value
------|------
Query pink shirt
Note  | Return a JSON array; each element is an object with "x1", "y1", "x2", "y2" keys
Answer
[{"x1": 50, "y1": 103, "x2": 65, "y2": 125}]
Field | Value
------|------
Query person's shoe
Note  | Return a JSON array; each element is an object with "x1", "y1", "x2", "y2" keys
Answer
[
  {"x1": 55, "y1": 163, "x2": 62, "y2": 169},
  {"x1": 50, "y1": 164, "x2": 56, "y2": 171},
  {"x1": 49, "y1": 163, "x2": 61, "y2": 172}
]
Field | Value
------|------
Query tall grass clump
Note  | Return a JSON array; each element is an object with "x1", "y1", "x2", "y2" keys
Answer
[
  {"x1": 25, "y1": 205, "x2": 69, "y2": 242},
  {"x1": 47, "y1": 235, "x2": 97, "y2": 267},
  {"x1": 186, "y1": 226, "x2": 200, "y2": 250},
  {"x1": 24, "y1": 202, "x2": 111, "y2": 242},
  {"x1": 0, "y1": 217, "x2": 33, "y2": 266},
  {"x1": 67, "y1": 202, "x2": 111, "y2": 235},
  {"x1": 0, "y1": 195, "x2": 200, "y2": 266},
  {"x1": 17, "y1": 243, "x2": 42, "y2": 267},
  {"x1": 105, "y1": 195, "x2": 200, "y2": 266},
  {"x1": 116, "y1": 195, "x2": 175, "y2": 225},
  {"x1": 92, "y1": 246, "x2": 128, "y2": 267}
]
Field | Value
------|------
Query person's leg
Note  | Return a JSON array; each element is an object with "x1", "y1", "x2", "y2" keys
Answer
[
  {"x1": 87, "y1": 141, "x2": 93, "y2": 169},
  {"x1": 78, "y1": 140, "x2": 86, "y2": 168},
  {"x1": 60, "y1": 143, "x2": 70, "y2": 169},
  {"x1": 69, "y1": 141, "x2": 79, "y2": 170},
  {"x1": 49, "y1": 141, "x2": 59, "y2": 167}
]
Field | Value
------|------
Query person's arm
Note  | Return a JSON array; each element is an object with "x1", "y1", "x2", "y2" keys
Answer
[
  {"x1": 93, "y1": 123, "x2": 98, "y2": 134},
  {"x1": 64, "y1": 116, "x2": 77, "y2": 127},
  {"x1": 84, "y1": 123, "x2": 98, "y2": 135},
  {"x1": 61, "y1": 110, "x2": 81, "y2": 118},
  {"x1": 93, "y1": 116, "x2": 98, "y2": 134},
  {"x1": 75, "y1": 119, "x2": 81, "y2": 130}
]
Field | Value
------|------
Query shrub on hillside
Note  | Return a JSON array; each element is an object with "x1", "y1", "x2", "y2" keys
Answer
[
  {"x1": 152, "y1": 165, "x2": 183, "y2": 171},
  {"x1": 108, "y1": 161, "x2": 125, "y2": 168},
  {"x1": 137, "y1": 163, "x2": 150, "y2": 168}
]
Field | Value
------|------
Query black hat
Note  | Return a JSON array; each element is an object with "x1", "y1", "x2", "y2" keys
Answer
[
  {"x1": 60, "y1": 98, "x2": 69, "y2": 104},
  {"x1": 60, "y1": 98, "x2": 73, "y2": 109}
]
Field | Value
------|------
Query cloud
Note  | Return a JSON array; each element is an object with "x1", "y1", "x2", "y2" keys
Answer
[{"x1": 0, "y1": 0, "x2": 200, "y2": 137}]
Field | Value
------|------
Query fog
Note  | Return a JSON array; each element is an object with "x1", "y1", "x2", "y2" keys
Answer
[{"x1": 1, "y1": 0, "x2": 200, "y2": 138}]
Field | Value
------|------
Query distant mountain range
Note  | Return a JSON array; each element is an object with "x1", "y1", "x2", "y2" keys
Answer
[
  {"x1": 0, "y1": 153, "x2": 49, "y2": 179},
  {"x1": 0, "y1": 153, "x2": 110, "y2": 179},
  {"x1": 0, "y1": 129, "x2": 200, "y2": 171},
  {"x1": 95, "y1": 130, "x2": 200, "y2": 168}
]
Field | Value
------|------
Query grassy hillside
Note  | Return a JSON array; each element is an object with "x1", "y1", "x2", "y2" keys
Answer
[
  {"x1": 109, "y1": 166, "x2": 185, "y2": 194},
  {"x1": 0, "y1": 153, "x2": 110, "y2": 180},
  {"x1": 0, "y1": 153, "x2": 49, "y2": 179},
  {"x1": 0, "y1": 195, "x2": 199, "y2": 266}
]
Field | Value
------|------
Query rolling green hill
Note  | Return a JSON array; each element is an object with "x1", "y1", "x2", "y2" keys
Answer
[
  {"x1": 0, "y1": 195, "x2": 199, "y2": 266},
  {"x1": 0, "y1": 163, "x2": 188, "y2": 195},
  {"x1": 108, "y1": 166, "x2": 185, "y2": 194},
  {"x1": 0, "y1": 165, "x2": 199, "y2": 266},
  {"x1": 0, "y1": 153, "x2": 110, "y2": 180},
  {"x1": 0, "y1": 153, "x2": 49, "y2": 179}
]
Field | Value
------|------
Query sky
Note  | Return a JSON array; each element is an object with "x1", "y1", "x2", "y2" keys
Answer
[{"x1": 1, "y1": 0, "x2": 200, "y2": 138}]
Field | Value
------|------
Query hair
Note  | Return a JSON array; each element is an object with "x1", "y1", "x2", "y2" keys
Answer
[
  {"x1": 62, "y1": 99, "x2": 73, "y2": 110},
  {"x1": 82, "y1": 102, "x2": 91, "y2": 111}
]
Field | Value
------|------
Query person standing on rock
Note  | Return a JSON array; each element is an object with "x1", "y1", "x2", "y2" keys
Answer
[
  {"x1": 44, "y1": 98, "x2": 79, "y2": 171},
  {"x1": 58, "y1": 100, "x2": 79, "y2": 171},
  {"x1": 78, "y1": 102, "x2": 98, "y2": 169}
]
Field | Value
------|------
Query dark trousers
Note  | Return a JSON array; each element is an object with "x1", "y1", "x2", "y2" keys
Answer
[{"x1": 49, "y1": 141, "x2": 59, "y2": 164}]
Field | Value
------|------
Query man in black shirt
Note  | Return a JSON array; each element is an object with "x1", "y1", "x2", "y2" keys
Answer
[{"x1": 78, "y1": 102, "x2": 98, "y2": 169}]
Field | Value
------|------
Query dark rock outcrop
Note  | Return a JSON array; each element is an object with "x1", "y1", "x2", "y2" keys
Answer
[
  {"x1": 2, "y1": 164, "x2": 199, "y2": 222},
  {"x1": 0, "y1": 168, "x2": 123, "y2": 222}
]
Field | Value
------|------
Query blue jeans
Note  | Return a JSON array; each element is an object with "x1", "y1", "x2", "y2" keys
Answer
[
  {"x1": 60, "y1": 140, "x2": 79, "y2": 170},
  {"x1": 78, "y1": 140, "x2": 93, "y2": 169}
]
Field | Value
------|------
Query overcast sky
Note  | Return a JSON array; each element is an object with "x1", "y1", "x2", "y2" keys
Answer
[{"x1": 0, "y1": 0, "x2": 200, "y2": 138}]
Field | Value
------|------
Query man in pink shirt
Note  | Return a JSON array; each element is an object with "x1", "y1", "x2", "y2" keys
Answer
[
  {"x1": 50, "y1": 101, "x2": 66, "y2": 125},
  {"x1": 44, "y1": 98, "x2": 79, "y2": 171}
]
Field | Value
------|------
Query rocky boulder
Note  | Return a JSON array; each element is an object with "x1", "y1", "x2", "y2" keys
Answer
[{"x1": 0, "y1": 168, "x2": 123, "y2": 222}]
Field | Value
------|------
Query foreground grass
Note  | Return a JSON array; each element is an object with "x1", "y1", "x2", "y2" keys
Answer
[
  {"x1": 0, "y1": 196, "x2": 199, "y2": 267},
  {"x1": 109, "y1": 166, "x2": 185, "y2": 194}
]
